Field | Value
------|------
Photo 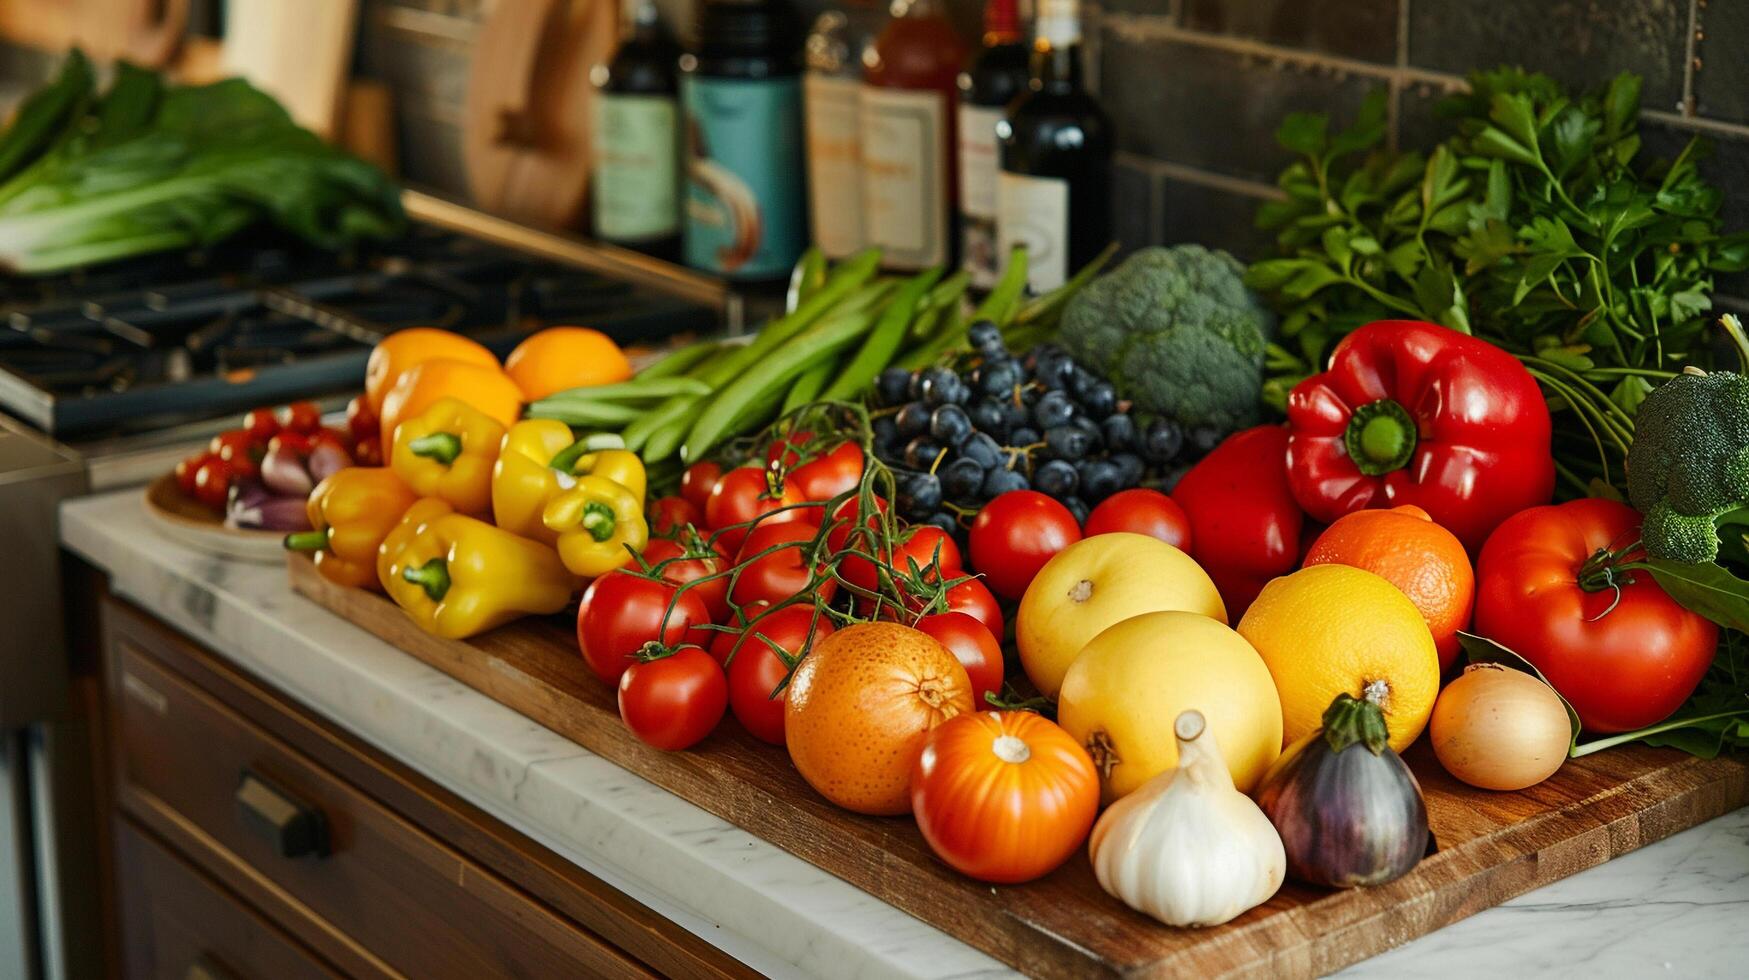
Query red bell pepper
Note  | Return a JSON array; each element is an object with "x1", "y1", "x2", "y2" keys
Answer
[
  {"x1": 1284, "y1": 320, "x2": 1553, "y2": 552},
  {"x1": 1172, "y1": 425, "x2": 1305, "y2": 619}
]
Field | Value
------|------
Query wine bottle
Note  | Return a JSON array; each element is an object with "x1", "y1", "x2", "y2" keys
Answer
[
  {"x1": 861, "y1": 0, "x2": 967, "y2": 271},
  {"x1": 592, "y1": 0, "x2": 683, "y2": 259},
  {"x1": 803, "y1": 3, "x2": 883, "y2": 259},
  {"x1": 996, "y1": 0, "x2": 1111, "y2": 292},
  {"x1": 957, "y1": 0, "x2": 1031, "y2": 289}
]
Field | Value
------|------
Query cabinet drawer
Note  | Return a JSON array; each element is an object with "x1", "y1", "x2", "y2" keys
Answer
[
  {"x1": 108, "y1": 637, "x2": 654, "y2": 980},
  {"x1": 116, "y1": 818, "x2": 336, "y2": 980}
]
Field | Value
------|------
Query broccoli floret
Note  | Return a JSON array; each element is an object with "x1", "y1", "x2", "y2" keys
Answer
[
  {"x1": 1627, "y1": 331, "x2": 1749, "y2": 563},
  {"x1": 1056, "y1": 244, "x2": 1275, "y2": 434}
]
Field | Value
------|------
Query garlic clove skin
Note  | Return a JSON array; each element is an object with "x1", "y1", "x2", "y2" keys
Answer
[{"x1": 1088, "y1": 710, "x2": 1286, "y2": 928}]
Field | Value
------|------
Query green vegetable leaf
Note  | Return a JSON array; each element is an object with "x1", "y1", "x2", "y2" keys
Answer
[
  {"x1": 1276, "y1": 112, "x2": 1329, "y2": 157},
  {"x1": 1458, "y1": 632, "x2": 1580, "y2": 755},
  {"x1": 1633, "y1": 558, "x2": 1749, "y2": 633}
]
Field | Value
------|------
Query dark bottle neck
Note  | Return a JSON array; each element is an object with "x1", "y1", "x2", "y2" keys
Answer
[{"x1": 1031, "y1": 40, "x2": 1083, "y2": 92}]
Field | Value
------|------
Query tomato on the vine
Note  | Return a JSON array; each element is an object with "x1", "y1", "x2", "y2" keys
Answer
[
  {"x1": 1473, "y1": 498, "x2": 1717, "y2": 733},
  {"x1": 916, "y1": 612, "x2": 1003, "y2": 707},
  {"x1": 649, "y1": 495, "x2": 702, "y2": 536},
  {"x1": 1083, "y1": 488, "x2": 1192, "y2": 551},
  {"x1": 705, "y1": 466, "x2": 805, "y2": 554},
  {"x1": 765, "y1": 430, "x2": 815, "y2": 468},
  {"x1": 281, "y1": 400, "x2": 322, "y2": 434},
  {"x1": 942, "y1": 576, "x2": 1003, "y2": 639},
  {"x1": 641, "y1": 537, "x2": 730, "y2": 623},
  {"x1": 970, "y1": 491, "x2": 1082, "y2": 600},
  {"x1": 618, "y1": 647, "x2": 727, "y2": 751},
  {"x1": 577, "y1": 571, "x2": 713, "y2": 684},
  {"x1": 241, "y1": 408, "x2": 280, "y2": 442},
  {"x1": 191, "y1": 457, "x2": 233, "y2": 509},
  {"x1": 727, "y1": 605, "x2": 834, "y2": 744},
  {"x1": 911, "y1": 711, "x2": 1100, "y2": 884},
  {"x1": 681, "y1": 461, "x2": 724, "y2": 515},
  {"x1": 826, "y1": 494, "x2": 891, "y2": 591},
  {"x1": 899, "y1": 526, "x2": 962, "y2": 576},
  {"x1": 732, "y1": 522, "x2": 833, "y2": 608},
  {"x1": 790, "y1": 441, "x2": 863, "y2": 502}
]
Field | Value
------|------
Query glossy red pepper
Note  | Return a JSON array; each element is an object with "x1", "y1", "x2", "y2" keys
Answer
[
  {"x1": 1171, "y1": 425, "x2": 1304, "y2": 618},
  {"x1": 1285, "y1": 320, "x2": 1554, "y2": 552}
]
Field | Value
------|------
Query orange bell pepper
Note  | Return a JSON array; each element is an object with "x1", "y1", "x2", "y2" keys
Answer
[
  {"x1": 380, "y1": 358, "x2": 522, "y2": 443},
  {"x1": 284, "y1": 467, "x2": 420, "y2": 590}
]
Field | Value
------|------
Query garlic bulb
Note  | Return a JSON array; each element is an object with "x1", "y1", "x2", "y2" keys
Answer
[{"x1": 1088, "y1": 710, "x2": 1285, "y2": 927}]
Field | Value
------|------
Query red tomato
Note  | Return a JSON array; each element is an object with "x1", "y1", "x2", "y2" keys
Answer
[
  {"x1": 705, "y1": 466, "x2": 805, "y2": 554},
  {"x1": 281, "y1": 400, "x2": 322, "y2": 434},
  {"x1": 826, "y1": 494, "x2": 891, "y2": 591},
  {"x1": 353, "y1": 435, "x2": 384, "y2": 467},
  {"x1": 916, "y1": 612, "x2": 1003, "y2": 708},
  {"x1": 345, "y1": 395, "x2": 379, "y2": 441},
  {"x1": 1473, "y1": 498, "x2": 1717, "y2": 733},
  {"x1": 618, "y1": 647, "x2": 727, "y2": 751},
  {"x1": 313, "y1": 427, "x2": 351, "y2": 453},
  {"x1": 727, "y1": 605, "x2": 835, "y2": 744},
  {"x1": 942, "y1": 576, "x2": 1004, "y2": 639},
  {"x1": 266, "y1": 431, "x2": 313, "y2": 457},
  {"x1": 911, "y1": 711, "x2": 1100, "y2": 884},
  {"x1": 241, "y1": 408, "x2": 280, "y2": 442},
  {"x1": 1083, "y1": 488, "x2": 1192, "y2": 551},
  {"x1": 681, "y1": 461, "x2": 724, "y2": 515},
  {"x1": 191, "y1": 457, "x2": 233, "y2": 509},
  {"x1": 175, "y1": 452, "x2": 214, "y2": 495},
  {"x1": 732, "y1": 522, "x2": 834, "y2": 608},
  {"x1": 900, "y1": 525, "x2": 962, "y2": 575},
  {"x1": 765, "y1": 429, "x2": 816, "y2": 467},
  {"x1": 209, "y1": 429, "x2": 258, "y2": 463},
  {"x1": 642, "y1": 537, "x2": 730, "y2": 623},
  {"x1": 577, "y1": 571, "x2": 713, "y2": 684},
  {"x1": 790, "y1": 441, "x2": 864, "y2": 502},
  {"x1": 649, "y1": 495, "x2": 702, "y2": 536},
  {"x1": 969, "y1": 491, "x2": 1082, "y2": 600}
]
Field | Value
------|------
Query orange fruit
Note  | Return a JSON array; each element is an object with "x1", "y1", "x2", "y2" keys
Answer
[
  {"x1": 365, "y1": 328, "x2": 498, "y2": 416},
  {"x1": 785, "y1": 622, "x2": 974, "y2": 815},
  {"x1": 1237, "y1": 564, "x2": 1440, "y2": 753},
  {"x1": 504, "y1": 326, "x2": 633, "y2": 402},
  {"x1": 379, "y1": 358, "x2": 524, "y2": 445},
  {"x1": 1302, "y1": 504, "x2": 1474, "y2": 671}
]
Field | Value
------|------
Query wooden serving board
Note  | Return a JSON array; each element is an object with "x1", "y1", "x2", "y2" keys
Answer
[{"x1": 289, "y1": 555, "x2": 1749, "y2": 978}]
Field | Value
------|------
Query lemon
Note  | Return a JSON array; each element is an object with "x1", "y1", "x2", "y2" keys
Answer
[{"x1": 1237, "y1": 564, "x2": 1440, "y2": 753}]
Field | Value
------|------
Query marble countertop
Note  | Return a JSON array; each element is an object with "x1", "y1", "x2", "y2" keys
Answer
[{"x1": 62, "y1": 489, "x2": 1749, "y2": 978}]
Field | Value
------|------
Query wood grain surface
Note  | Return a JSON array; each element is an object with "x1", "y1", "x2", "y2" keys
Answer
[{"x1": 289, "y1": 555, "x2": 1749, "y2": 979}]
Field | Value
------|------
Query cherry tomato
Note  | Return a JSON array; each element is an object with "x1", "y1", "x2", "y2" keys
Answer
[
  {"x1": 353, "y1": 435, "x2": 384, "y2": 466},
  {"x1": 649, "y1": 495, "x2": 701, "y2": 536},
  {"x1": 732, "y1": 522, "x2": 834, "y2": 608},
  {"x1": 266, "y1": 431, "x2": 313, "y2": 457},
  {"x1": 825, "y1": 495, "x2": 891, "y2": 591},
  {"x1": 618, "y1": 647, "x2": 727, "y2": 751},
  {"x1": 943, "y1": 576, "x2": 1003, "y2": 640},
  {"x1": 281, "y1": 400, "x2": 322, "y2": 434},
  {"x1": 899, "y1": 525, "x2": 962, "y2": 575},
  {"x1": 191, "y1": 457, "x2": 233, "y2": 509},
  {"x1": 241, "y1": 408, "x2": 280, "y2": 442},
  {"x1": 1473, "y1": 498, "x2": 1717, "y2": 733},
  {"x1": 790, "y1": 441, "x2": 864, "y2": 502},
  {"x1": 704, "y1": 466, "x2": 805, "y2": 555},
  {"x1": 916, "y1": 612, "x2": 1003, "y2": 708},
  {"x1": 765, "y1": 430, "x2": 816, "y2": 467},
  {"x1": 209, "y1": 429, "x2": 259, "y2": 463},
  {"x1": 969, "y1": 491, "x2": 1082, "y2": 600},
  {"x1": 577, "y1": 571, "x2": 713, "y2": 684},
  {"x1": 726, "y1": 605, "x2": 834, "y2": 744},
  {"x1": 681, "y1": 461, "x2": 724, "y2": 515},
  {"x1": 313, "y1": 427, "x2": 351, "y2": 453},
  {"x1": 175, "y1": 452, "x2": 214, "y2": 496},
  {"x1": 911, "y1": 711, "x2": 1100, "y2": 884},
  {"x1": 345, "y1": 395, "x2": 379, "y2": 441},
  {"x1": 641, "y1": 536, "x2": 730, "y2": 623},
  {"x1": 1083, "y1": 488, "x2": 1192, "y2": 551}
]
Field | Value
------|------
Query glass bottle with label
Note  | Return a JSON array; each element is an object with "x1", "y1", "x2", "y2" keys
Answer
[
  {"x1": 996, "y1": 0, "x2": 1111, "y2": 293},
  {"x1": 957, "y1": 0, "x2": 1031, "y2": 290},
  {"x1": 803, "y1": 2, "x2": 883, "y2": 260},
  {"x1": 861, "y1": 0, "x2": 967, "y2": 272},
  {"x1": 592, "y1": 0, "x2": 683, "y2": 260},
  {"x1": 681, "y1": 0, "x2": 808, "y2": 282}
]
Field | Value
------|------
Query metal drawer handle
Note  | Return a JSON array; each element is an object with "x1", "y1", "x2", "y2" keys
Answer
[
  {"x1": 235, "y1": 770, "x2": 329, "y2": 860},
  {"x1": 185, "y1": 954, "x2": 240, "y2": 980}
]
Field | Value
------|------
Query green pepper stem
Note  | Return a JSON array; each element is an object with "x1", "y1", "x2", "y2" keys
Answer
[
  {"x1": 1343, "y1": 399, "x2": 1417, "y2": 475},
  {"x1": 1321, "y1": 690, "x2": 1392, "y2": 755},
  {"x1": 283, "y1": 529, "x2": 329, "y2": 552},
  {"x1": 407, "y1": 432, "x2": 463, "y2": 465},
  {"x1": 402, "y1": 557, "x2": 451, "y2": 601},
  {"x1": 580, "y1": 501, "x2": 617, "y2": 542}
]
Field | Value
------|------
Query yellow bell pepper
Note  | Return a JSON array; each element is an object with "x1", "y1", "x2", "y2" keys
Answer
[
  {"x1": 542, "y1": 475, "x2": 649, "y2": 578},
  {"x1": 379, "y1": 509, "x2": 574, "y2": 639},
  {"x1": 390, "y1": 397, "x2": 506, "y2": 516},
  {"x1": 377, "y1": 497, "x2": 456, "y2": 593},
  {"x1": 284, "y1": 467, "x2": 419, "y2": 591},
  {"x1": 570, "y1": 447, "x2": 646, "y2": 504},
  {"x1": 492, "y1": 423, "x2": 647, "y2": 545}
]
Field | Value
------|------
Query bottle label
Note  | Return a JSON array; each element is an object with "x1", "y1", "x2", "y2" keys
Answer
[
  {"x1": 860, "y1": 85, "x2": 950, "y2": 269},
  {"x1": 804, "y1": 72, "x2": 865, "y2": 260},
  {"x1": 957, "y1": 102, "x2": 1005, "y2": 289},
  {"x1": 682, "y1": 75, "x2": 807, "y2": 280},
  {"x1": 997, "y1": 171, "x2": 1070, "y2": 292},
  {"x1": 593, "y1": 94, "x2": 679, "y2": 242},
  {"x1": 1037, "y1": 0, "x2": 1083, "y2": 47}
]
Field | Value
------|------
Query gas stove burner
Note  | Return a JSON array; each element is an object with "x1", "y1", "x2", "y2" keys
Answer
[{"x1": 0, "y1": 226, "x2": 715, "y2": 438}]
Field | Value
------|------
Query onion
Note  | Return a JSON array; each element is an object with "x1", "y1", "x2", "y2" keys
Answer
[
  {"x1": 307, "y1": 441, "x2": 352, "y2": 483},
  {"x1": 1430, "y1": 664, "x2": 1569, "y2": 791},
  {"x1": 260, "y1": 444, "x2": 314, "y2": 497}
]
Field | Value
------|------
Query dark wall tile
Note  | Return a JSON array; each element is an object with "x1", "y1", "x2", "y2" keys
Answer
[
  {"x1": 1157, "y1": 177, "x2": 1276, "y2": 259},
  {"x1": 1695, "y1": 0, "x2": 1749, "y2": 123},
  {"x1": 1100, "y1": 0, "x2": 1180, "y2": 14},
  {"x1": 1407, "y1": 0, "x2": 1690, "y2": 112},
  {"x1": 1100, "y1": 32, "x2": 1380, "y2": 181},
  {"x1": 1111, "y1": 157, "x2": 1159, "y2": 256},
  {"x1": 1182, "y1": 0, "x2": 1398, "y2": 64}
]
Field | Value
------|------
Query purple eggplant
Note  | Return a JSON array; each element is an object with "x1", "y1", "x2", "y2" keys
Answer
[
  {"x1": 1253, "y1": 693, "x2": 1428, "y2": 888},
  {"x1": 260, "y1": 443, "x2": 314, "y2": 497},
  {"x1": 307, "y1": 440, "x2": 352, "y2": 483},
  {"x1": 226, "y1": 478, "x2": 312, "y2": 532}
]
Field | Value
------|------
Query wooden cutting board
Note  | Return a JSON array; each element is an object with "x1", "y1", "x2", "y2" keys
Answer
[
  {"x1": 288, "y1": 555, "x2": 1749, "y2": 978},
  {"x1": 220, "y1": 0, "x2": 359, "y2": 138}
]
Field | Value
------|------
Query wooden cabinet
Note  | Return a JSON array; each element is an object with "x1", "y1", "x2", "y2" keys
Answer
[{"x1": 99, "y1": 595, "x2": 752, "y2": 980}]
